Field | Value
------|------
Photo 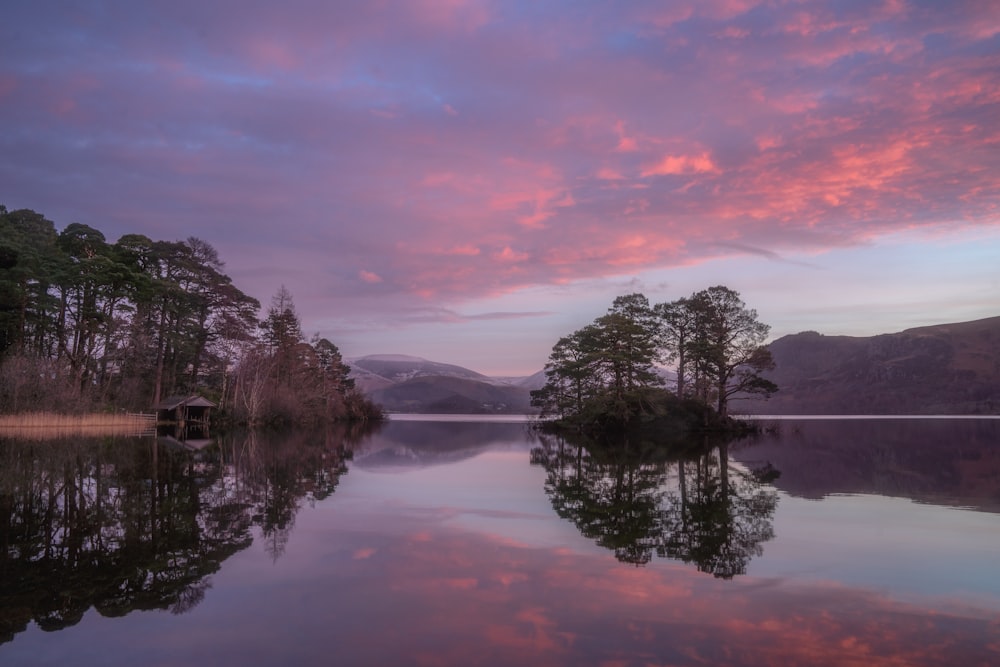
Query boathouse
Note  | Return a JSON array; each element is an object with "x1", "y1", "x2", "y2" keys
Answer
[{"x1": 154, "y1": 395, "x2": 216, "y2": 426}]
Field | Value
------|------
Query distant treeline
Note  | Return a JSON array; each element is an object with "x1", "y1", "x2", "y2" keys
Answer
[{"x1": 0, "y1": 205, "x2": 380, "y2": 424}]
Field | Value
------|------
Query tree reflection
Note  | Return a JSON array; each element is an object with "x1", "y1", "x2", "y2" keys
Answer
[
  {"x1": 0, "y1": 423, "x2": 376, "y2": 644},
  {"x1": 531, "y1": 433, "x2": 778, "y2": 577}
]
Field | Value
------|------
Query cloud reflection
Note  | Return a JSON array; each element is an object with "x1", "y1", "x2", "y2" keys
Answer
[{"x1": 317, "y1": 522, "x2": 999, "y2": 666}]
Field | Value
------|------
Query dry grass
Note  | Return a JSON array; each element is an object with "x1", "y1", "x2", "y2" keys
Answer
[{"x1": 0, "y1": 412, "x2": 157, "y2": 440}]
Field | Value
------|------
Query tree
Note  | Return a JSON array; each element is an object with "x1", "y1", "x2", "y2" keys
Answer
[
  {"x1": 599, "y1": 293, "x2": 663, "y2": 397},
  {"x1": 531, "y1": 293, "x2": 663, "y2": 421},
  {"x1": 0, "y1": 208, "x2": 62, "y2": 357},
  {"x1": 531, "y1": 328, "x2": 603, "y2": 417},
  {"x1": 654, "y1": 296, "x2": 698, "y2": 398},
  {"x1": 55, "y1": 222, "x2": 114, "y2": 390},
  {"x1": 260, "y1": 285, "x2": 303, "y2": 383},
  {"x1": 685, "y1": 286, "x2": 777, "y2": 417},
  {"x1": 228, "y1": 286, "x2": 381, "y2": 425}
]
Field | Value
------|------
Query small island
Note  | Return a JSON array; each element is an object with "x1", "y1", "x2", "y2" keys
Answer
[{"x1": 531, "y1": 288, "x2": 777, "y2": 437}]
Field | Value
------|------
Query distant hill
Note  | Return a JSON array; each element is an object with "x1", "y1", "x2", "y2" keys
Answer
[
  {"x1": 349, "y1": 355, "x2": 536, "y2": 414},
  {"x1": 502, "y1": 369, "x2": 548, "y2": 391},
  {"x1": 742, "y1": 316, "x2": 1000, "y2": 414}
]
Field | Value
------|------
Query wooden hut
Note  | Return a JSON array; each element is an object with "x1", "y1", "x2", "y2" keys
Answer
[{"x1": 154, "y1": 395, "x2": 216, "y2": 426}]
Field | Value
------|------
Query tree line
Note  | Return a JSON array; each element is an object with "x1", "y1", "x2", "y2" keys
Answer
[
  {"x1": 531, "y1": 287, "x2": 777, "y2": 423},
  {"x1": 0, "y1": 205, "x2": 380, "y2": 423}
]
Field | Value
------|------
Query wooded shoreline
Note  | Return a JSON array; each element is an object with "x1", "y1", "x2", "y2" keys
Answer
[{"x1": 0, "y1": 206, "x2": 382, "y2": 426}]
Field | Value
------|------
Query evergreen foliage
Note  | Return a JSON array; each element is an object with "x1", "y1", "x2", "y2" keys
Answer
[
  {"x1": 0, "y1": 205, "x2": 381, "y2": 424},
  {"x1": 532, "y1": 287, "x2": 776, "y2": 429}
]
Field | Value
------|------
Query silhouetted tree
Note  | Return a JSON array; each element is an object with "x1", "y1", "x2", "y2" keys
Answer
[{"x1": 533, "y1": 287, "x2": 775, "y2": 423}]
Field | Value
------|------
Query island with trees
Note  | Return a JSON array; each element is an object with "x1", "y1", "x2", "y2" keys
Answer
[
  {"x1": 0, "y1": 206, "x2": 381, "y2": 426},
  {"x1": 530, "y1": 288, "x2": 777, "y2": 435}
]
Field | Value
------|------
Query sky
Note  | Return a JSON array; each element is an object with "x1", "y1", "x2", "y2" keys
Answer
[{"x1": 1, "y1": 1, "x2": 998, "y2": 375}]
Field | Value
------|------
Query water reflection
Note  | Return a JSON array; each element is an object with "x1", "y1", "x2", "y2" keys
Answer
[
  {"x1": 530, "y1": 433, "x2": 778, "y2": 577},
  {"x1": 734, "y1": 418, "x2": 1000, "y2": 511},
  {"x1": 2, "y1": 418, "x2": 999, "y2": 666},
  {"x1": 0, "y1": 424, "x2": 373, "y2": 644},
  {"x1": 351, "y1": 419, "x2": 529, "y2": 470}
]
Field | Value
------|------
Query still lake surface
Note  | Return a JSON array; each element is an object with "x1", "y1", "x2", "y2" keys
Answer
[{"x1": 1, "y1": 416, "x2": 998, "y2": 666}]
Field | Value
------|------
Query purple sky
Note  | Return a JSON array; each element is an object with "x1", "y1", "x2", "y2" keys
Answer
[{"x1": 2, "y1": 1, "x2": 998, "y2": 375}]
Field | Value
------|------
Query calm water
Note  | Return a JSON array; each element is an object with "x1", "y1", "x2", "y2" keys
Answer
[{"x1": 1, "y1": 417, "x2": 998, "y2": 666}]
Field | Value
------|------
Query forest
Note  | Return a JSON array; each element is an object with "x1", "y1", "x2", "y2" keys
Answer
[{"x1": 0, "y1": 206, "x2": 380, "y2": 425}]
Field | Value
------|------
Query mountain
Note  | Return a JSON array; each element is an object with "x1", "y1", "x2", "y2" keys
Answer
[
  {"x1": 350, "y1": 354, "x2": 500, "y2": 384},
  {"x1": 743, "y1": 315, "x2": 1000, "y2": 414},
  {"x1": 501, "y1": 369, "x2": 548, "y2": 391},
  {"x1": 349, "y1": 355, "x2": 536, "y2": 414}
]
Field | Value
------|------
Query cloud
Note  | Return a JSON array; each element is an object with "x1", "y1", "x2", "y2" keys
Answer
[
  {"x1": 399, "y1": 307, "x2": 552, "y2": 324},
  {"x1": 641, "y1": 151, "x2": 719, "y2": 177},
  {"x1": 1, "y1": 0, "x2": 998, "y2": 365}
]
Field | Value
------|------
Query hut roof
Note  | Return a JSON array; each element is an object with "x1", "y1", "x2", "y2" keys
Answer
[{"x1": 154, "y1": 395, "x2": 217, "y2": 410}]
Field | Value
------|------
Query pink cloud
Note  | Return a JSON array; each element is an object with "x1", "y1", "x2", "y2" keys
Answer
[
  {"x1": 444, "y1": 244, "x2": 481, "y2": 256},
  {"x1": 408, "y1": 0, "x2": 491, "y2": 32},
  {"x1": 246, "y1": 39, "x2": 300, "y2": 70},
  {"x1": 2, "y1": 0, "x2": 999, "y2": 355},
  {"x1": 495, "y1": 246, "x2": 529, "y2": 263},
  {"x1": 614, "y1": 119, "x2": 638, "y2": 152},
  {"x1": 641, "y1": 151, "x2": 719, "y2": 177},
  {"x1": 421, "y1": 171, "x2": 458, "y2": 187},
  {"x1": 596, "y1": 167, "x2": 625, "y2": 181}
]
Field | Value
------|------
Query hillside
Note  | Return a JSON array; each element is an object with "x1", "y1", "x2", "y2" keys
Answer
[
  {"x1": 349, "y1": 355, "x2": 535, "y2": 414},
  {"x1": 743, "y1": 315, "x2": 1000, "y2": 414}
]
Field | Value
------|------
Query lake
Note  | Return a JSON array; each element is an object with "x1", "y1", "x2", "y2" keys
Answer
[{"x1": 1, "y1": 416, "x2": 998, "y2": 666}]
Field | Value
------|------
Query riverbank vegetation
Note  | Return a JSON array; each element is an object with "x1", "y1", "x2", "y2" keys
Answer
[
  {"x1": 0, "y1": 206, "x2": 381, "y2": 425},
  {"x1": 0, "y1": 411, "x2": 156, "y2": 439},
  {"x1": 531, "y1": 288, "x2": 776, "y2": 434}
]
